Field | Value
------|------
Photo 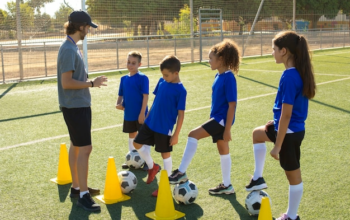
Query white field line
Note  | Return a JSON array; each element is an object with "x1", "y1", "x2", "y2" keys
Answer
[{"x1": 1, "y1": 76, "x2": 349, "y2": 151}]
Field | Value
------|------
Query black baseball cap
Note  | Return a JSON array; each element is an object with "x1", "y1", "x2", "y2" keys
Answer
[{"x1": 68, "y1": 10, "x2": 98, "y2": 28}]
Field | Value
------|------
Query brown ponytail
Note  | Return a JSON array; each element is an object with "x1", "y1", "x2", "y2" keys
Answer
[{"x1": 273, "y1": 31, "x2": 316, "y2": 99}]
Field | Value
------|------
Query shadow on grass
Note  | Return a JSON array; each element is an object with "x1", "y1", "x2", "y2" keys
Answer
[
  {"x1": 0, "y1": 83, "x2": 17, "y2": 99},
  {"x1": 57, "y1": 183, "x2": 72, "y2": 202},
  {"x1": 68, "y1": 198, "x2": 100, "y2": 220},
  {"x1": 0, "y1": 111, "x2": 61, "y2": 122}
]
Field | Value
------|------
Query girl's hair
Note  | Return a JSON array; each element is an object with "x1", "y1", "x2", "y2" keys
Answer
[
  {"x1": 64, "y1": 21, "x2": 87, "y2": 35},
  {"x1": 273, "y1": 31, "x2": 316, "y2": 99},
  {"x1": 210, "y1": 39, "x2": 240, "y2": 74}
]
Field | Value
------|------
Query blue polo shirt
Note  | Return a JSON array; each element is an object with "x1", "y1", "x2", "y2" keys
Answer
[
  {"x1": 145, "y1": 78, "x2": 187, "y2": 136},
  {"x1": 118, "y1": 72, "x2": 149, "y2": 121},
  {"x1": 210, "y1": 71, "x2": 237, "y2": 126},
  {"x1": 273, "y1": 67, "x2": 308, "y2": 132}
]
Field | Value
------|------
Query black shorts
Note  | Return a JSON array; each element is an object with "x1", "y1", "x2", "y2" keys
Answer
[
  {"x1": 202, "y1": 118, "x2": 225, "y2": 143},
  {"x1": 266, "y1": 125, "x2": 305, "y2": 171},
  {"x1": 61, "y1": 107, "x2": 92, "y2": 147},
  {"x1": 134, "y1": 123, "x2": 172, "y2": 153},
  {"x1": 123, "y1": 120, "x2": 142, "y2": 133}
]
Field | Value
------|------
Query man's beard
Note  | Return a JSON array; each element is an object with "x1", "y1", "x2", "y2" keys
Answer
[{"x1": 80, "y1": 32, "x2": 86, "y2": 40}]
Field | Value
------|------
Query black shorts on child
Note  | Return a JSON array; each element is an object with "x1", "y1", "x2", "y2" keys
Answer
[
  {"x1": 61, "y1": 107, "x2": 92, "y2": 147},
  {"x1": 265, "y1": 124, "x2": 305, "y2": 171},
  {"x1": 123, "y1": 120, "x2": 142, "y2": 133},
  {"x1": 201, "y1": 118, "x2": 225, "y2": 143},
  {"x1": 134, "y1": 123, "x2": 173, "y2": 153}
]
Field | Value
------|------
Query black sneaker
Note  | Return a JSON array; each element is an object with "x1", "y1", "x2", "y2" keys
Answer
[
  {"x1": 77, "y1": 193, "x2": 101, "y2": 212},
  {"x1": 276, "y1": 213, "x2": 300, "y2": 220},
  {"x1": 168, "y1": 169, "x2": 188, "y2": 185},
  {"x1": 142, "y1": 162, "x2": 149, "y2": 171},
  {"x1": 122, "y1": 163, "x2": 129, "y2": 169},
  {"x1": 245, "y1": 177, "x2": 267, "y2": 192},
  {"x1": 208, "y1": 183, "x2": 235, "y2": 195},
  {"x1": 70, "y1": 187, "x2": 101, "y2": 198}
]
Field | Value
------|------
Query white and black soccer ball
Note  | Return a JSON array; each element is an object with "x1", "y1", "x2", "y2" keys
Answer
[
  {"x1": 118, "y1": 171, "x2": 137, "y2": 194},
  {"x1": 245, "y1": 190, "x2": 271, "y2": 216},
  {"x1": 125, "y1": 150, "x2": 145, "y2": 169},
  {"x1": 173, "y1": 180, "x2": 198, "y2": 205}
]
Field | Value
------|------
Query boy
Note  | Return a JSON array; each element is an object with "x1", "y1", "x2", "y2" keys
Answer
[
  {"x1": 57, "y1": 11, "x2": 107, "y2": 212},
  {"x1": 133, "y1": 55, "x2": 187, "y2": 196},
  {"x1": 116, "y1": 51, "x2": 149, "y2": 170}
]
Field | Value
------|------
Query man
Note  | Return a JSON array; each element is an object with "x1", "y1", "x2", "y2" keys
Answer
[{"x1": 57, "y1": 10, "x2": 107, "y2": 212}]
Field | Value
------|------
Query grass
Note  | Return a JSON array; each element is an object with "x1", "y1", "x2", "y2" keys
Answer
[{"x1": 0, "y1": 47, "x2": 349, "y2": 220}]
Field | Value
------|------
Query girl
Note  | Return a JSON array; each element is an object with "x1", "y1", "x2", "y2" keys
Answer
[
  {"x1": 245, "y1": 31, "x2": 316, "y2": 220},
  {"x1": 169, "y1": 39, "x2": 240, "y2": 194}
]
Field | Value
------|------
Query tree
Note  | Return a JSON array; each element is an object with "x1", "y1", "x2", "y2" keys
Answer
[
  {"x1": 0, "y1": 9, "x2": 9, "y2": 30},
  {"x1": 53, "y1": 4, "x2": 73, "y2": 29},
  {"x1": 6, "y1": 1, "x2": 34, "y2": 31},
  {"x1": 34, "y1": 12, "x2": 51, "y2": 31},
  {"x1": 26, "y1": 0, "x2": 53, "y2": 14}
]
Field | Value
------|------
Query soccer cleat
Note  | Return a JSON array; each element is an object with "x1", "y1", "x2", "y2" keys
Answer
[
  {"x1": 77, "y1": 193, "x2": 101, "y2": 212},
  {"x1": 168, "y1": 169, "x2": 188, "y2": 185},
  {"x1": 142, "y1": 162, "x2": 149, "y2": 171},
  {"x1": 70, "y1": 187, "x2": 100, "y2": 198},
  {"x1": 121, "y1": 163, "x2": 129, "y2": 169},
  {"x1": 146, "y1": 163, "x2": 161, "y2": 184},
  {"x1": 245, "y1": 177, "x2": 267, "y2": 192},
  {"x1": 208, "y1": 183, "x2": 235, "y2": 195},
  {"x1": 276, "y1": 213, "x2": 300, "y2": 220},
  {"x1": 151, "y1": 189, "x2": 158, "y2": 197}
]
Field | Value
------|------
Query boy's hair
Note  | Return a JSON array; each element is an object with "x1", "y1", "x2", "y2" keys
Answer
[
  {"x1": 64, "y1": 21, "x2": 87, "y2": 35},
  {"x1": 210, "y1": 39, "x2": 241, "y2": 74},
  {"x1": 273, "y1": 31, "x2": 316, "y2": 99},
  {"x1": 160, "y1": 55, "x2": 181, "y2": 73},
  {"x1": 128, "y1": 51, "x2": 142, "y2": 63}
]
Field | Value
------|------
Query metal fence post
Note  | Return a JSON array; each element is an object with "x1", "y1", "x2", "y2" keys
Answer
[
  {"x1": 1, "y1": 45, "x2": 5, "y2": 83},
  {"x1": 242, "y1": 33, "x2": 244, "y2": 57},
  {"x1": 174, "y1": 37, "x2": 177, "y2": 56},
  {"x1": 343, "y1": 30, "x2": 346, "y2": 48},
  {"x1": 116, "y1": 39, "x2": 119, "y2": 69},
  {"x1": 332, "y1": 29, "x2": 334, "y2": 48},
  {"x1": 147, "y1": 37, "x2": 149, "y2": 68},
  {"x1": 320, "y1": 29, "x2": 322, "y2": 49},
  {"x1": 44, "y1": 42, "x2": 47, "y2": 77}
]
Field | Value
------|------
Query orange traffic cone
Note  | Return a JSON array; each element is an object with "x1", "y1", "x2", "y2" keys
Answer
[
  {"x1": 146, "y1": 170, "x2": 185, "y2": 219},
  {"x1": 50, "y1": 143, "x2": 72, "y2": 185},
  {"x1": 258, "y1": 197, "x2": 273, "y2": 220},
  {"x1": 96, "y1": 157, "x2": 130, "y2": 204}
]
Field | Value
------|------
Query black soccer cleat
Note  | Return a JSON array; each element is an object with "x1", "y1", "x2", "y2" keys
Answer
[
  {"x1": 168, "y1": 169, "x2": 188, "y2": 185},
  {"x1": 70, "y1": 187, "x2": 100, "y2": 198},
  {"x1": 208, "y1": 183, "x2": 235, "y2": 195},
  {"x1": 245, "y1": 177, "x2": 267, "y2": 192},
  {"x1": 77, "y1": 193, "x2": 101, "y2": 212}
]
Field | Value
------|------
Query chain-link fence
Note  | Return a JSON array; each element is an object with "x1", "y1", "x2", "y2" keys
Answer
[{"x1": 0, "y1": 0, "x2": 349, "y2": 82}]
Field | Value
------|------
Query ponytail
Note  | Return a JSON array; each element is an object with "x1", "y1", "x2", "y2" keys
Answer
[{"x1": 273, "y1": 31, "x2": 316, "y2": 99}]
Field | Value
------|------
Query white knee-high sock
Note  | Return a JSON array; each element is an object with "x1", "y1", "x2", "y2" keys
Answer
[
  {"x1": 178, "y1": 137, "x2": 198, "y2": 173},
  {"x1": 137, "y1": 146, "x2": 154, "y2": 169},
  {"x1": 220, "y1": 154, "x2": 231, "y2": 187},
  {"x1": 128, "y1": 138, "x2": 135, "y2": 151},
  {"x1": 287, "y1": 182, "x2": 303, "y2": 220},
  {"x1": 143, "y1": 144, "x2": 151, "y2": 154},
  {"x1": 163, "y1": 157, "x2": 172, "y2": 177},
  {"x1": 253, "y1": 143, "x2": 267, "y2": 180}
]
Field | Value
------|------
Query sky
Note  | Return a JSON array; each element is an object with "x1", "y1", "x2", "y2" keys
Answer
[{"x1": 0, "y1": 0, "x2": 82, "y2": 17}]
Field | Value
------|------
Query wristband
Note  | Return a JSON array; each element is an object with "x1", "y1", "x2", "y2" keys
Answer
[{"x1": 90, "y1": 81, "x2": 94, "y2": 87}]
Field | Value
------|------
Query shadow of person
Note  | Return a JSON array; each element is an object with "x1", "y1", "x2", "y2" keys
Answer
[
  {"x1": 68, "y1": 197, "x2": 100, "y2": 220},
  {"x1": 213, "y1": 193, "x2": 257, "y2": 220},
  {"x1": 57, "y1": 183, "x2": 72, "y2": 202},
  {"x1": 175, "y1": 202, "x2": 204, "y2": 220}
]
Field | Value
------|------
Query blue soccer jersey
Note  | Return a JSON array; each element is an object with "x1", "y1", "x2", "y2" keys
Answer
[
  {"x1": 273, "y1": 67, "x2": 308, "y2": 132},
  {"x1": 118, "y1": 72, "x2": 149, "y2": 121},
  {"x1": 210, "y1": 71, "x2": 237, "y2": 126},
  {"x1": 145, "y1": 78, "x2": 187, "y2": 136}
]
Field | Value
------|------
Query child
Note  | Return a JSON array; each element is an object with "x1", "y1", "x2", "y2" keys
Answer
[
  {"x1": 116, "y1": 51, "x2": 149, "y2": 170},
  {"x1": 245, "y1": 31, "x2": 316, "y2": 220},
  {"x1": 133, "y1": 55, "x2": 187, "y2": 196},
  {"x1": 169, "y1": 39, "x2": 240, "y2": 195}
]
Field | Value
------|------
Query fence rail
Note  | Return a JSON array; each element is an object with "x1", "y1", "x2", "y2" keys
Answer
[{"x1": 0, "y1": 29, "x2": 349, "y2": 83}]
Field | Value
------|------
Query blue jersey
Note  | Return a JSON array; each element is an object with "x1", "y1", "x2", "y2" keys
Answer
[
  {"x1": 210, "y1": 71, "x2": 237, "y2": 126},
  {"x1": 118, "y1": 72, "x2": 149, "y2": 121},
  {"x1": 145, "y1": 78, "x2": 187, "y2": 136},
  {"x1": 273, "y1": 67, "x2": 308, "y2": 132}
]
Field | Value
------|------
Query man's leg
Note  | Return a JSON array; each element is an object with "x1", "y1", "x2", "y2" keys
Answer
[{"x1": 69, "y1": 142, "x2": 80, "y2": 188}]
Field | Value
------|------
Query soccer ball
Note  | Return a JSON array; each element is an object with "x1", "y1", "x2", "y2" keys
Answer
[
  {"x1": 118, "y1": 171, "x2": 137, "y2": 194},
  {"x1": 173, "y1": 180, "x2": 198, "y2": 205},
  {"x1": 125, "y1": 150, "x2": 145, "y2": 169},
  {"x1": 245, "y1": 190, "x2": 271, "y2": 216}
]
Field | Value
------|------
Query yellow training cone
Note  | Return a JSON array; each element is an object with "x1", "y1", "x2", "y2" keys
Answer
[
  {"x1": 146, "y1": 170, "x2": 185, "y2": 220},
  {"x1": 96, "y1": 157, "x2": 130, "y2": 204},
  {"x1": 50, "y1": 143, "x2": 72, "y2": 185},
  {"x1": 258, "y1": 197, "x2": 272, "y2": 220}
]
